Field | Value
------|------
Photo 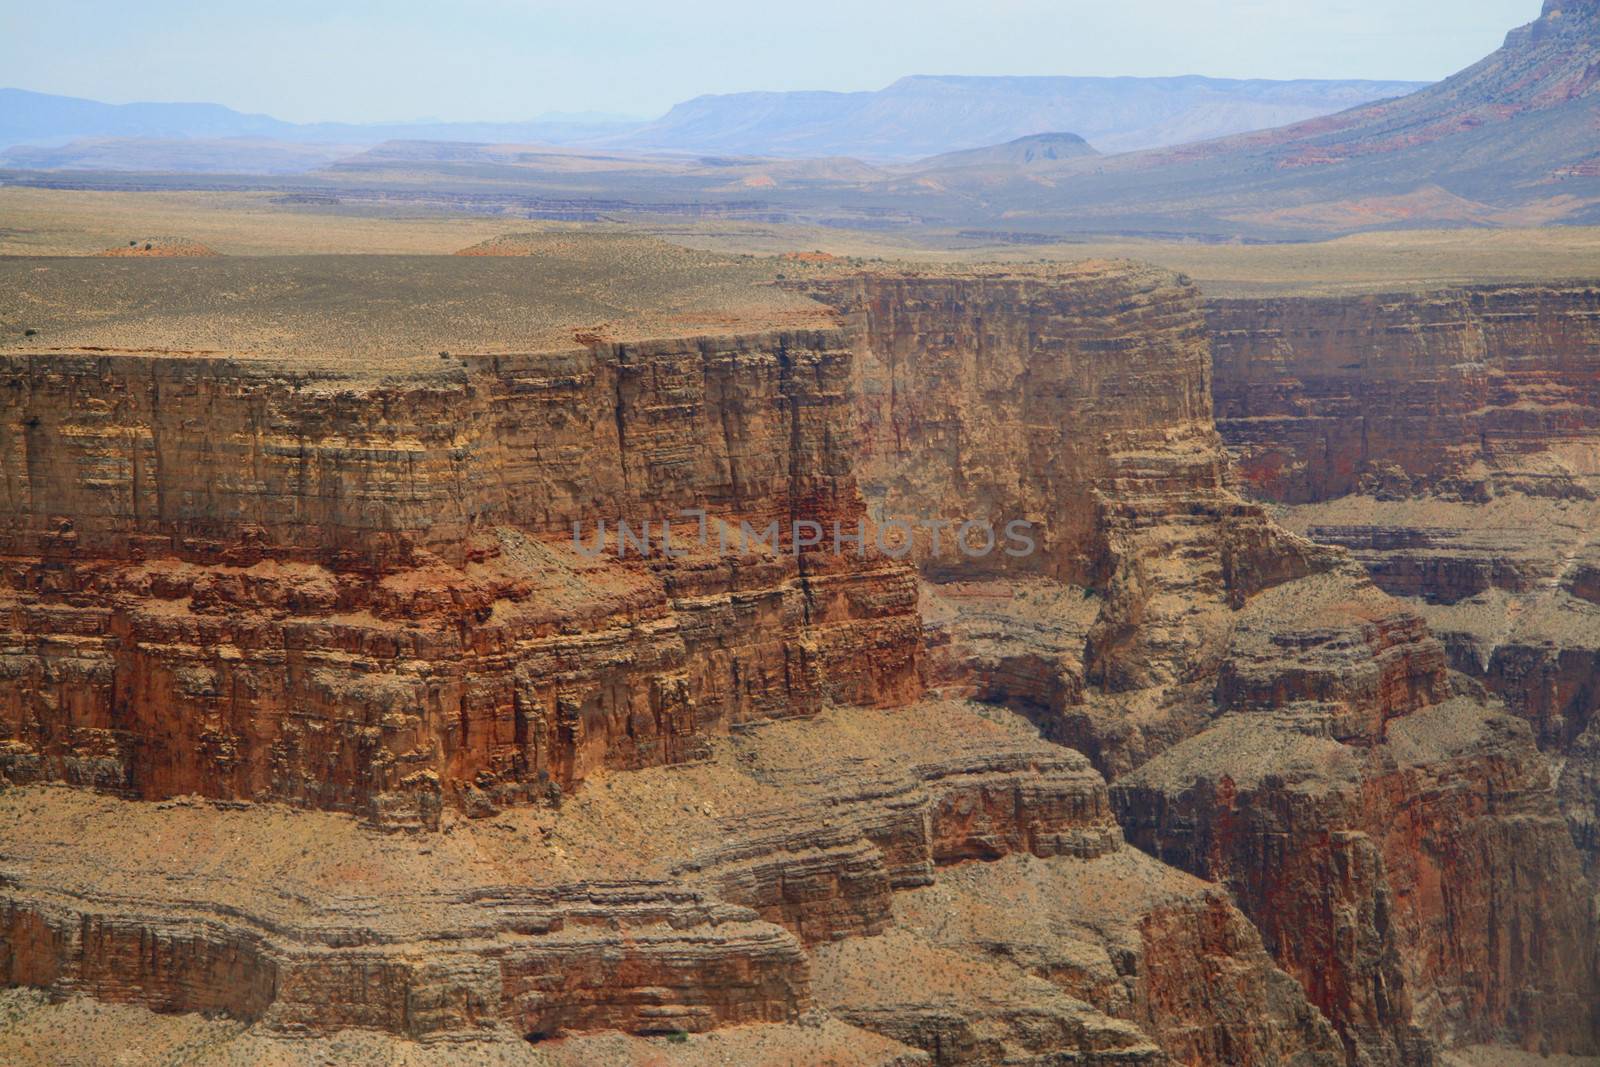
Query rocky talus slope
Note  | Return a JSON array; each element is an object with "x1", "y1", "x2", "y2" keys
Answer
[
  {"x1": 0, "y1": 702, "x2": 1342, "y2": 1065},
  {"x1": 1, "y1": 261, "x2": 1594, "y2": 1065}
]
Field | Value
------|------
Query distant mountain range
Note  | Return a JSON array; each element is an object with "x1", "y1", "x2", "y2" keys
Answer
[
  {"x1": 600, "y1": 76, "x2": 1429, "y2": 158},
  {"x1": 0, "y1": 74, "x2": 1429, "y2": 169},
  {"x1": 322, "y1": 0, "x2": 1600, "y2": 239},
  {"x1": 0, "y1": 137, "x2": 362, "y2": 175},
  {"x1": 5, "y1": 3, "x2": 1593, "y2": 239},
  {"x1": 962, "y1": 0, "x2": 1600, "y2": 233},
  {"x1": 0, "y1": 89, "x2": 640, "y2": 156}
]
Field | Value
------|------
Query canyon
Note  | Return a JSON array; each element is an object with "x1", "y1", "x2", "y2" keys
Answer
[
  {"x1": 1, "y1": 252, "x2": 1597, "y2": 1066},
  {"x1": 1210, "y1": 281, "x2": 1600, "y2": 884}
]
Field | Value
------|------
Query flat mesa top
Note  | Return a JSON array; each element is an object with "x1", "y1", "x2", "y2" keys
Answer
[
  {"x1": 0, "y1": 236, "x2": 838, "y2": 376},
  {"x1": 0, "y1": 233, "x2": 1183, "y2": 378}
]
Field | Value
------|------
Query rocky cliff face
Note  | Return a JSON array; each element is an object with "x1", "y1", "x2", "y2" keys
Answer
[
  {"x1": 0, "y1": 701, "x2": 1343, "y2": 1065},
  {"x1": 1210, "y1": 283, "x2": 1600, "y2": 883},
  {"x1": 825, "y1": 264, "x2": 1219, "y2": 585},
  {"x1": 4, "y1": 264, "x2": 1597, "y2": 1065},
  {"x1": 1206, "y1": 283, "x2": 1600, "y2": 1058},
  {"x1": 820, "y1": 267, "x2": 1598, "y2": 1062},
  {"x1": 0, "y1": 334, "x2": 920, "y2": 825},
  {"x1": 815, "y1": 265, "x2": 1332, "y2": 716},
  {"x1": 1210, "y1": 284, "x2": 1600, "y2": 503},
  {"x1": 0, "y1": 288, "x2": 1349, "y2": 1064},
  {"x1": 1116, "y1": 694, "x2": 1597, "y2": 1061}
]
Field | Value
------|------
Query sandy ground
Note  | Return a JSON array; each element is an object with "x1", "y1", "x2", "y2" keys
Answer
[
  {"x1": 0, "y1": 243, "x2": 833, "y2": 374},
  {"x1": 0, "y1": 990, "x2": 926, "y2": 1067},
  {"x1": 1441, "y1": 1048, "x2": 1600, "y2": 1067},
  {"x1": 2, "y1": 186, "x2": 1597, "y2": 296}
]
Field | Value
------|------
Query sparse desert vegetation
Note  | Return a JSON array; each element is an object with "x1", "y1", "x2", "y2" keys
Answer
[{"x1": 4, "y1": 186, "x2": 1597, "y2": 298}]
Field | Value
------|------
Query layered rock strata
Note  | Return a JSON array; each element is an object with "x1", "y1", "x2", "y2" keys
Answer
[
  {"x1": 1210, "y1": 284, "x2": 1600, "y2": 503},
  {"x1": 1278, "y1": 496, "x2": 1600, "y2": 887},
  {"x1": 816, "y1": 267, "x2": 1599, "y2": 1063},
  {"x1": 1114, "y1": 692, "x2": 1597, "y2": 1061},
  {"x1": 0, "y1": 334, "x2": 921, "y2": 824},
  {"x1": 815, "y1": 265, "x2": 1334, "y2": 734},
  {"x1": 1209, "y1": 284, "x2": 1600, "y2": 880},
  {"x1": 3, "y1": 264, "x2": 1597, "y2": 1066},
  {"x1": 0, "y1": 987, "x2": 936, "y2": 1067},
  {"x1": 0, "y1": 702, "x2": 1339, "y2": 1064},
  {"x1": 813, "y1": 850, "x2": 1344, "y2": 1066}
]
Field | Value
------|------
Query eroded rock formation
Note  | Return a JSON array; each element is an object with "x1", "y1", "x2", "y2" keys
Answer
[
  {"x1": 1203, "y1": 281, "x2": 1600, "y2": 1060},
  {"x1": 1210, "y1": 284, "x2": 1600, "y2": 503},
  {"x1": 817, "y1": 267, "x2": 1599, "y2": 1063},
  {"x1": 2, "y1": 262, "x2": 1596, "y2": 1066},
  {"x1": 814, "y1": 265, "x2": 1333, "y2": 735},
  {"x1": 0, "y1": 702, "x2": 1341, "y2": 1064},
  {"x1": 0, "y1": 334, "x2": 920, "y2": 826},
  {"x1": 1209, "y1": 283, "x2": 1600, "y2": 885}
]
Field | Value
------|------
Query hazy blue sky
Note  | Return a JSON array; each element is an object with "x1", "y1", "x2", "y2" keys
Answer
[{"x1": 5, "y1": 0, "x2": 1542, "y2": 122}]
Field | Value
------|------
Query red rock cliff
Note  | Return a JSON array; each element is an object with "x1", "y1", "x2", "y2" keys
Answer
[
  {"x1": 815, "y1": 265, "x2": 1333, "y2": 711},
  {"x1": 1201, "y1": 283, "x2": 1600, "y2": 1059},
  {"x1": 1210, "y1": 284, "x2": 1600, "y2": 503},
  {"x1": 1210, "y1": 282, "x2": 1600, "y2": 871},
  {"x1": 0, "y1": 333, "x2": 921, "y2": 825},
  {"x1": 4, "y1": 266, "x2": 1597, "y2": 1065},
  {"x1": 812, "y1": 268, "x2": 1599, "y2": 1062}
]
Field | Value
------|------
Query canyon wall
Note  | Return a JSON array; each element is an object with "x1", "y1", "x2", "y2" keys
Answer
[
  {"x1": 3, "y1": 267, "x2": 1597, "y2": 1065},
  {"x1": 0, "y1": 701, "x2": 1345, "y2": 1065},
  {"x1": 1209, "y1": 283, "x2": 1600, "y2": 881},
  {"x1": 1205, "y1": 283, "x2": 1600, "y2": 1057},
  {"x1": 1210, "y1": 283, "x2": 1600, "y2": 502},
  {"x1": 0, "y1": 334, "x2": 921, "y2": 824},
  {"x1": 815, "y1": 265, "x2": 1332, "y2": 714},
  {"x1": 824, "y1": 268, "x2": 1598, "y2": 1062},
  {"x1": 824, "y1": 265, "x2": 1219, "y2": 585}
]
